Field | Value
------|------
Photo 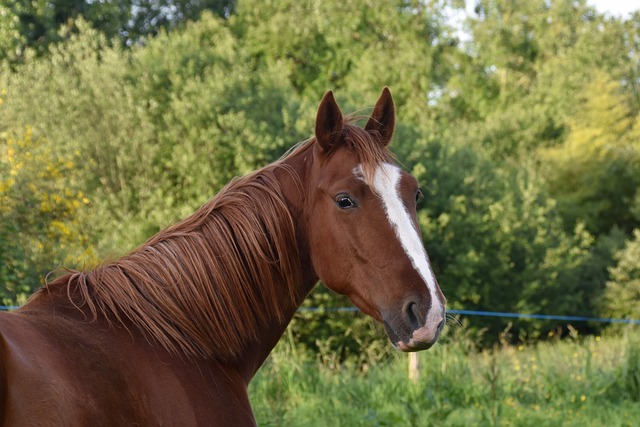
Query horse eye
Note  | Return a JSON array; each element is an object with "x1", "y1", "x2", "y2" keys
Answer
[
  {"x1": 336, "y1": 196, "x2": 356, "y2": 210},
  {"x1": 415, "y1": 189, "x2": 423, "y2": 203}
]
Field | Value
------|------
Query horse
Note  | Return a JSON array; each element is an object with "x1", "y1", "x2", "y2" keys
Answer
[{"x1": 0, "y1": 88, "x2": 446, "y2": 425}]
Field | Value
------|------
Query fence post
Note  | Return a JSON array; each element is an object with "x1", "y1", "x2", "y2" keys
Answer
[{"x1": 408, "y1": 352, "x2": 420, "y2": 382}]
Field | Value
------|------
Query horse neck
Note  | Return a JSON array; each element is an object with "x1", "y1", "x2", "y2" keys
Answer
[
  {"x1": 30, "y1": 145, "x2": 320, "y2": 384},
  {"x1": 234, "y1": 146, "x2": 320, "y2": 381}
]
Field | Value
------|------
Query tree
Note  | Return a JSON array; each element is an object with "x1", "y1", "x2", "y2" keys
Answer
[
  {"x1": 129, "y1": 0, "x2": 236, "y2": 40},
  {"x1": 0, "y1": 0, "x2": 131, "y2": 64},
  {"x1": 444, "y1": 0, "x2": 638, "y2": 158},
  {"x1": 603, "y1": 230, "x2": 640, "y2": 321},
  {"x1": 0, "y1": 14, "x2": 305, "y2": 253},
  {"x1": 410, "y1": 137, "x2": 593, "y2": 341},
  {"x1": 539, "y1": 72, "x2": 640, "y2": 237},
  {"x1": 0, "y1": 2, "x2": 23, "y2": 64},
  {"x1": 0, "y1": 0, "x2": 236, "y2": 66},
  {"x1": 0, "y1": 128, "x2": 95, "y2": 305},
  {"x1": 233, "y1": 0, "x2": 462, "y2": 100}
]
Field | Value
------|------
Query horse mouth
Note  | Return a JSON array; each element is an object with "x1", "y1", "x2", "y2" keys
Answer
[
  {"x1": 394, "y1": 341, "x2": 435, "y2": 353},
  {"x1": 383, "y1": 320, "x2": 417, "y2": 351},
  {"x1": 394, "y1": 338, "x2": 436, "y2": 352}
]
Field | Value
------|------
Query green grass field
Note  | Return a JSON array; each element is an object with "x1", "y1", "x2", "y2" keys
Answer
[{"x1": 249, "y1": 328, "x2": 640, "y2": 426}]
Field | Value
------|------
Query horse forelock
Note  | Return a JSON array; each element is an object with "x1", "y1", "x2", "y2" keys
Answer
[
  {"x1": 47, "y1": 168, "x2": 303, "y2": 361},
  {"x1": 340, "y1": 117, "x2": 395, "y2": 187},
  {"x1": 285, "y1": 115, "x2": 394, "y2": 186}
]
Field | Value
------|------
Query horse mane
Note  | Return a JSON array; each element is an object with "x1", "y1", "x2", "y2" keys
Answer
[
  {"x1": 39, "y1": 115, "x2": 392, "y2": 362},
  {"x1": 44, "y1": 166, "x2": 302, "y2": 361}
]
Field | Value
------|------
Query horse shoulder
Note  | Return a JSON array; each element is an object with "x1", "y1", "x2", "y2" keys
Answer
[
  {"x1": 0, "y1": 309, "x2": 255, "y2": 426},
  {"x1": 0, "y1": 310, "x2": 110, "y2": 425}
]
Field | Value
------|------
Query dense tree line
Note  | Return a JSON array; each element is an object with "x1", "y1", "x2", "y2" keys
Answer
[
  {"x1": 1, "y1": 0, "x2": 639, "y2": 353},
  {"x1": 0, "y1": 0, "x2": 235, "y2": 64}
]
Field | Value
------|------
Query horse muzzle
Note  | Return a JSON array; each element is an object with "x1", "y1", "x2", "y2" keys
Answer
[{"x1": 383, "y1": 302, "x2": 446, "y2": 352}]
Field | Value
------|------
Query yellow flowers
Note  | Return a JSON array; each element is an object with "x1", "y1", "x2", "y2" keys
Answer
[
  {"x1": 50, "y1": 220, "x2": 72, "y2": 237},
  {"x1": 2, "y1": 126, "x2": 93, "y2": 262},
  {"x1": 570, "y1": 395, "x2": 587, "y2": 403}
]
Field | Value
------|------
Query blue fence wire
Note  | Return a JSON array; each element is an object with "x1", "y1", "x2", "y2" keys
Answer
[
  {"x1": 447, "y1": 309, "x2": 640, "y2": 325},
  {"x1": 297, "y1": 307, "x2": 640, "y2": 325},
  {"x1": 2, "y1": 304, "x2": 640, "y2": 325}
]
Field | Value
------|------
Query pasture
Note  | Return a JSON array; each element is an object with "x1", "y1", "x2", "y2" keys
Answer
[{"x1": 250, "y1": 328, "x2": 640, "y2": 426}]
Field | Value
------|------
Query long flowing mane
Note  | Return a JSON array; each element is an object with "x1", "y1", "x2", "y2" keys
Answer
[
  {"x1": 39, "y1": 119, "x2": 392, "y2": 361},
  {"x1": 44, "y1": 166, "x2": 302, "y2": 361}
]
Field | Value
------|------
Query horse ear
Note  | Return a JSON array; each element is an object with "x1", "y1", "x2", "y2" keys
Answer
[
  {"x1": 365, "y1": 87, "x2": 395, "y2": 146},
  {"x1": 315, "y1": 90, "x2": 344, "y2": 152}
]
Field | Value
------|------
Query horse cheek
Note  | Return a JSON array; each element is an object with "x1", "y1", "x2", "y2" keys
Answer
[{"x1": 309, "y1": 220, "x2": 352, "y2": 296}]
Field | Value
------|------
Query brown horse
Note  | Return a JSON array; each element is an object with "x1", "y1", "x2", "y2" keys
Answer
[{"x1": 0, "y1": 88, "x2": 445, "y2": 425}]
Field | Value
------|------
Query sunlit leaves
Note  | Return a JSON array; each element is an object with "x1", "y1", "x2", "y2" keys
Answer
[
  {"x1": 603, "y1": 230, "x2": 640, "y2": 321},
  {"x1": 1, "y1": 0, "x2": 640, "y2": 343},
  {"x1": 540, "y1": 72, "x2": 640, "y2": 236},
  {"x1": 0, "y1": 128, "x2": 96, "y2": 304}
]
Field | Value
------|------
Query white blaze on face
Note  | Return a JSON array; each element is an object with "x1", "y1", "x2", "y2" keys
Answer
[{"x1": 369, "y1": 163, "x2": 444, "y2": 329}]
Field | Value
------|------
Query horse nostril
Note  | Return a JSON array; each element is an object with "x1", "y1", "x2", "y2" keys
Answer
[{"x1": 403, "y1": 302, "x2": 422, "y2": 331}]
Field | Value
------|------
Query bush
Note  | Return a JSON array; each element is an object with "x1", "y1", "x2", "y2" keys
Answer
[
  {"x1": 0, "y1": 128, "x2": 95, "y2": 304},
  {"x1": 603, "y1": 230, "x2": 640, "y2": 322}
]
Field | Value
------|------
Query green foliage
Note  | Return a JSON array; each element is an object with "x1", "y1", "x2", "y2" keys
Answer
[
  {"x1": 250, "y1": 330, "x2": 640, "y2": 426},
  {"x1": 0, "y1": 2, "x2": 23, "y2": 64},
  {"x1": 0, "y1": 14, "x2": 305, "y2": 252},
  {"x1": 1, "y1": 20, "x2": 152, "y2": 250},
  {"x1": 411, "y1": 138, "x2": 594, "y2": 341},
  {"x1": 0, "y1": 0, "x2": 130, "y2": 64},
  {"x1": 540, "y1": 72, "x2": 640, "y2": 236},
  {"x1": 0, "y1": 128, "x2": 96, "y2": 305},
  {"x1": 128, "y1": 0, "x2": 236, "y2": 40},
  {"x1": 0, "y1": 0, "x2": 237, "y2": 67},
  {"x1": 445, "y1": 0, "x2": 640, "y2": 158},
  {"x1": 233, "y1": 0, "x2": 462, "y2": 106},
  {"x1": 1, "y1": 0, "x2": 640, "y2": 351},
  {"x1": 289, "y1": 288, "x2": 390, "y2": 366},
  {"x1": 603, "y1": 230, "x2": 640, "y2": 321}
]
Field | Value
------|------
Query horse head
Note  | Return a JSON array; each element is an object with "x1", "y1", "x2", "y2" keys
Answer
[{"x1": 303, "y1": 88, "x2": 446, "y2": 351}]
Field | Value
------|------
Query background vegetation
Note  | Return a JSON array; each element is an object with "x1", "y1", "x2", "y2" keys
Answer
[
  {"x1": 1, "y1": 0, "x2": 640, "y2": 355},
  {"x1": 250, "y1": 327, "x2": 640, "y2": 426}
]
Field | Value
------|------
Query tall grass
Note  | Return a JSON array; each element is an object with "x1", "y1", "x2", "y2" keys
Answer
[{"x1": 249, "y1": 327, "x2": 640, "y2": 426}]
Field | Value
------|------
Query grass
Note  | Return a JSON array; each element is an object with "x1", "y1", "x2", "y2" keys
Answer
[{"x1": 249, "y1": 327, "x2": 640, "y2": 426}]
